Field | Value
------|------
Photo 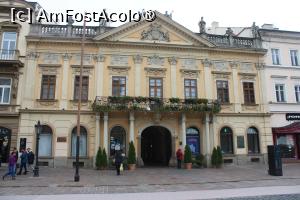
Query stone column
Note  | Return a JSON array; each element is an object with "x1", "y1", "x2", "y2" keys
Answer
[
  {"x1": 60, "y1": 54, "x2": 72, "y2": 109},
  {"x1": 256, "y1": 63, "x2": 267, "y2": 112},
  {"x1": 103, "y1": 112, "x2": 108, "y2": 152},
  {"x1": 95, "y1": 54, "x2": 105, "y2": 97},
  {"x1": 133, "y1": 55, "x2": 143, "y2": 96},
  {"x1": 129, "y1": 112, "x2": 135, "y2": 142},
  {"x1": 202, "y1": 59, "x2": 212, "y2": 99},
  {"x1": 181, "y1": 113, "x2": 186, "y2": 147},
  {"x1": 94, "y1": 114, "x2": 100, "y2": 168},
  {"x1": 205, "y1": 113, "x2": 211, "y2": 167},
  {"x1": 23, "y1": 52, "x2": 39, "y2": 108},
  {"x1": 230, "y1": 62, "x2": 241, "y2": 112},
  {"x1": 169, "y1": 57, "x2": 177, "y2": 98}
]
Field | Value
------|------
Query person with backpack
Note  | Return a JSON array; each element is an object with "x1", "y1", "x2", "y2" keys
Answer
[{"x1": 27, "y1": 148, "x2": 34, "y2": 172}]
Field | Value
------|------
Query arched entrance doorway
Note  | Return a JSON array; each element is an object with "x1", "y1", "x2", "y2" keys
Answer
[
  {"x1": 0, "y1": 127, "x2": 11, "y2": 163},
  {"x1": 141, "y1": 126, "x2": 171, "y2": 166}
]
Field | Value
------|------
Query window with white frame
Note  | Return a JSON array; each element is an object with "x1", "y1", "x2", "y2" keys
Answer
[
  {"x1": 1, "y1": 32, "x2": 17, "y2": 60},
  {"x1": 275, "y1": 84, "x2": 286, "y2": 102},
  {"x1": 290, "y1": 50, "x2": 299, "y2": 66},
  {"x1": 0, "y1": 78, "x2": 11, "y2": 104},
  {"x1": 271, "y1": 49, "x2": 280, "y2": 65},
  {"x1": 295, "y1": 85, "x2": 300, "y2": 102}
]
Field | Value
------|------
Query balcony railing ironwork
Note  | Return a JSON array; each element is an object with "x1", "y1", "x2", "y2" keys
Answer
[
  {"x1": 93, "y1": 96, "x2": 221, "y2": 113},
  {"x1": 0, "y1": 49, "x2": 19, "y2": 60}
]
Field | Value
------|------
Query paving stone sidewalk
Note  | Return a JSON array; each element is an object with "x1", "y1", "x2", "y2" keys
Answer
[{"x1": 0, "y1": 163, "x2": 299, "y2": 195}]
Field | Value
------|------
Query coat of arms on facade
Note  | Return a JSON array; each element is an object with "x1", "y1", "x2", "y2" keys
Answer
[{"x1": 141, "y1": 23, "x2": 170, "y2": 42}]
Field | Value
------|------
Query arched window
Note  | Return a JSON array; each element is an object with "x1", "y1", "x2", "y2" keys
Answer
[
  {"x1": 71, "y1": 126, "x2": 87, "y2": 157},
  {"x1": 247, "y1": 127, "x2": 260, "y2": 154},
  {"x1": 39, "y1": 125, "x2": 52, "y2": 157},
  {"x1": 110, "y1": 126, "x2": 126, "y2": 156},
  {"x1": 220, "y1": 127, "x2": 233, "y2": 154},
  {"x1": 186, "y1": 127, "x2": 200, "y2": 155}
]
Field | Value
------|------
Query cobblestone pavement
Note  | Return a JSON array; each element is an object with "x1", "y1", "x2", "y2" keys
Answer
[
  {"x1": 216, "y1": 194, "x2": 300, "y2": 200},
  {"x1": 0, "y1": 163, "x2": 299, "y2": 195}
]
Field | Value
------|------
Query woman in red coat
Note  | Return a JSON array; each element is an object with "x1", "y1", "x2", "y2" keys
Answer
[{"x1": 176, "y1": 148, "x2": 183, "y2": 169}]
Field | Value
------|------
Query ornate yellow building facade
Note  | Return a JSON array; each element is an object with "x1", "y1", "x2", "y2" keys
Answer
[{"x1": 18, "y1": 12, "x2": 272, "y2": 167}]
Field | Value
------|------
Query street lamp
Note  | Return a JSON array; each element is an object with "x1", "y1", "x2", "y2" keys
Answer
[{"x1": 33, "y1": 120, "x2": 41, "y2": 177}]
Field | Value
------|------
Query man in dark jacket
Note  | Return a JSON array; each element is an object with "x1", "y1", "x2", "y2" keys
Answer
[
  {"x1": 17, "y1": 149, "x2": 28, "y2": 175},
  {"x1": 27, "y1": 148, "x2": 34, "y2": 172},
  {"x1": 115, "y1": 151, "x2": 123, "y2": 176}
]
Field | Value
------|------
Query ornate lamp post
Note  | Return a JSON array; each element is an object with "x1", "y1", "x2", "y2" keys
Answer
[{"x1": 33, "y1": 120, "x2": 41, "y2": 177}]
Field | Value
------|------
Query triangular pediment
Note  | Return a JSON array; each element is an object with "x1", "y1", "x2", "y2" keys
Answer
[{"x1": 94, "y1": 12, "x2": 215, "y2": 47}]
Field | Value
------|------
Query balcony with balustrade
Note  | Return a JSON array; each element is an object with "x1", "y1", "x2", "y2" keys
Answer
[
  {"x1": 0, "y1": 49, "x2": 23, "y2": 67},
  {"x1": 92, "y1": 96, "x2": 221, "y2": 114}
]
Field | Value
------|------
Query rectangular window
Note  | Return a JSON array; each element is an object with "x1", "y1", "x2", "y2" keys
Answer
[
  {"x1": 40, "y1": 75, "x2": 56, "y2": 100},
  {"x1": 184, "y1": 79, "x2": 197, "y2": 98},
  {"x1": 295, "y1": 85, "x2": 300, "y2": 102},
  {"x1": 275, "y1": 84, "x2": 285, "y2": 102},
  {"x1": 112, "y1": 76, "x2": 126, "y2": 97},
  {"x1": 290, "y1": 50, "x2": 299, "y2": 66},
  {"x1": 149, "y1": 78, "x2": 163, "y2": 98},
  {"x1": 243, "y1": 82, "x2": 255, "y2": 104},
  {"x1": 74, "y1": 76, "x2": 89, "y2": 101},
  {"x1": 216, "y1": 80, "x2": 229, "y2": 103},
  {"x1": 271, "y1": 49, "x2": 280, "y2": 65},
  {"x1": 1, "y1": 32, "x2": 17, "y2": 60},
  {"x1": 0, "y1": 78, "x2": 11, "y2": 104}
]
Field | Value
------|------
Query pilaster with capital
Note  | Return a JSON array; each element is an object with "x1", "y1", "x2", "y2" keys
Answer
[
  {"x1": 23, "y1": 52, "x2": 39, "y2": 108},
  {"x1": 230, "y1": 61, "x2": 241, "y2": 112},
  {"x1": 95, "y1": 54, "x2": 105, "y2": 97},
  {"x1": 169, "y1": 57, "x2": 177, "y2": 98},
  {"x1": 202, "y1": 59, "x2": 213, "y2": 99},
  {"x1": 255, "y1": 63, "x2": 268, "y2": 112},
  {"x1": 103, "y1": 112, "x2": 108, "y2": 152},
  {"x1": 60, "y1": 53, "x2": 72, "y2": 109},
  {"x1": 181, "y1": 113, "x2": 186, "y2": 147},
  {"x1": 133, "y1": 55, "x2": 143, "y2": 96}
]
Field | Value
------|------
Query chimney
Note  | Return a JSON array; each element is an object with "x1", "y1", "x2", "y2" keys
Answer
[
  {"x1": 211, "y1": 21, "x2": 219, "y2": 29},
  {"x1": 262, "y1": 24, "x2": 275, "y2": 29}
]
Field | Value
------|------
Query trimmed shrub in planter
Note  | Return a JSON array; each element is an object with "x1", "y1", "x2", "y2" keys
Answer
[
  {"x1": 101, "y1": 148, "x2": 108, "y2": 169},
  {"x1": 95, "y1": 147, "x2": 102, "y2": 170},
  {"x1": 128, "y1": 141, "x2": 136, "y2": 170},
  {"x1": 216, "y1": 146, "x2": 223, "y2": 168},
  {"x1": 184, "y1": 145, "x2": 192, "y2": 169},
  {"x1": 211, "y1": 147, "x2": 217, "y2": 168}
]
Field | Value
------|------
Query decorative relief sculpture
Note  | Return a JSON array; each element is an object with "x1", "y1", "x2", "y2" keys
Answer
[
  {"x1": 63, "y1": 53, "x2": 72, "y2": 61},
  {"x1": 27, "y1": 51, "x2": 39, "y2": 60},
  {"x1": 180, "y1": 70, "x2": 199, "y2": 79},
  {"x1": 94, "y1": 54, "x2": 105, "y2": 62},
  {"x1": 147, "y1": 55, "x2": 164, "y2": 66},
  {"x1": 133, "y1": 54, "x2": 143, "y2": 64},
  {"x1": 168, "y1": 57, "x2": 177, "y2": 65},
  {"x1": 43, "y1": 53, "x2": 59, "y2": 64},
  {"x1": 240, "y1": 63, "x2": 254, "y2": 73},
  {"x1": 181, "y1": 58, "x2": 197, "y2": 69},
  {"x1": 75, "y1": 54, "x2": 93, "y2": 65},
  {"x1": 108, "y1": 68, "x2": 129, "y2": 76},
  {"x1": 110, "y1": 55, "x2": 129, "y2": 66},
  {"x1": 145, "y1": 67, "x2": 166, "y2": 77},
  {"x1": 40, "y1": 67, "x2": 58, "y2": 75},
  {"x1": 141, "y1": 23, "x2": 170, "y2": 42},
  {"x1": 213, "y1": 62, "x2": 229, "y2": 72},
  {"x1": 213, "y1": 73, "x2": 230, "y2": 79}
]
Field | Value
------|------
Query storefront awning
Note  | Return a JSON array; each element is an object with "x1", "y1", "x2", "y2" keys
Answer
[{"x1": 272, "y1": 122, "x2": 300, "y2": 134}]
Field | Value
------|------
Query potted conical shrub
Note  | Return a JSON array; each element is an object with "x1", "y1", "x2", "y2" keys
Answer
[
  {"x1": 216, "y1": 146, "x2": 223, "y2": 168},
  {"x1": 95, "y1": 147, "x2": 102, "y2": 170},
  {"x1": 102, "y1": 148, "x2": 108, "y2": 169},
  {"x1": 211, "y1": 147, "x2": 217, "y2": 168},
  {"x1": 127, "y1": 141, "x2": 136, "y2": 170},
  {"x1": 184, "y1": 145, "x2": 192, "y2": 169}
]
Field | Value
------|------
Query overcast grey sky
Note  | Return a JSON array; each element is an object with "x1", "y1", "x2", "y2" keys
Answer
[{"x1": 36, "y1": 0, "x2": 300, "y2": 32}]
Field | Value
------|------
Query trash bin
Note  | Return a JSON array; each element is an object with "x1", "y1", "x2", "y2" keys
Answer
[{"x1": 267, "y1": 145, "x2": 282, "y2": 176}]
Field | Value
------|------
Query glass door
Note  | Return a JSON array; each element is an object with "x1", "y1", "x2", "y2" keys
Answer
[{"x1": 276, "y1": 134, "x2": 296, "y2": 159}]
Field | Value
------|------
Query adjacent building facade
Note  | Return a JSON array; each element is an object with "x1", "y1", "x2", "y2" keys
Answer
[
  {"x1": 14, "y1": 13, "x2": 273, "y2": 168},
  {"x1": 259, "y1": 26, "x2": 300, "y2": 162},
  {"x1": 0, "y1": 0, "x2": 36, "y2": 163}
]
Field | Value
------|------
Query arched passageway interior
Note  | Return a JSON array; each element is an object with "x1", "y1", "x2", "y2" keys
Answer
[{"x1": 141, "y1": 126, "x2": 171, "y2": 166}]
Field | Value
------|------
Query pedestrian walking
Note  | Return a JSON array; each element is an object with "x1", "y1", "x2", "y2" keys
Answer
[
  {"x1": 27, "y1": 148, "x2": 34, "y2": 172},
  {"x1": 115, "y1": 151, "x2": 123, "y2": 176},
  {"x1": 2, "y1": 152, "x2": 17, "y2": 180},
  {"x1": 17, "y1": 149, "x2": 28, "y2": 175},
  {"x1": 176, "y1": 148, "x2": 183, "y2": 169},
  {"x1": 12, "y1": 147, "x2": 18, "y2": 175}
]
